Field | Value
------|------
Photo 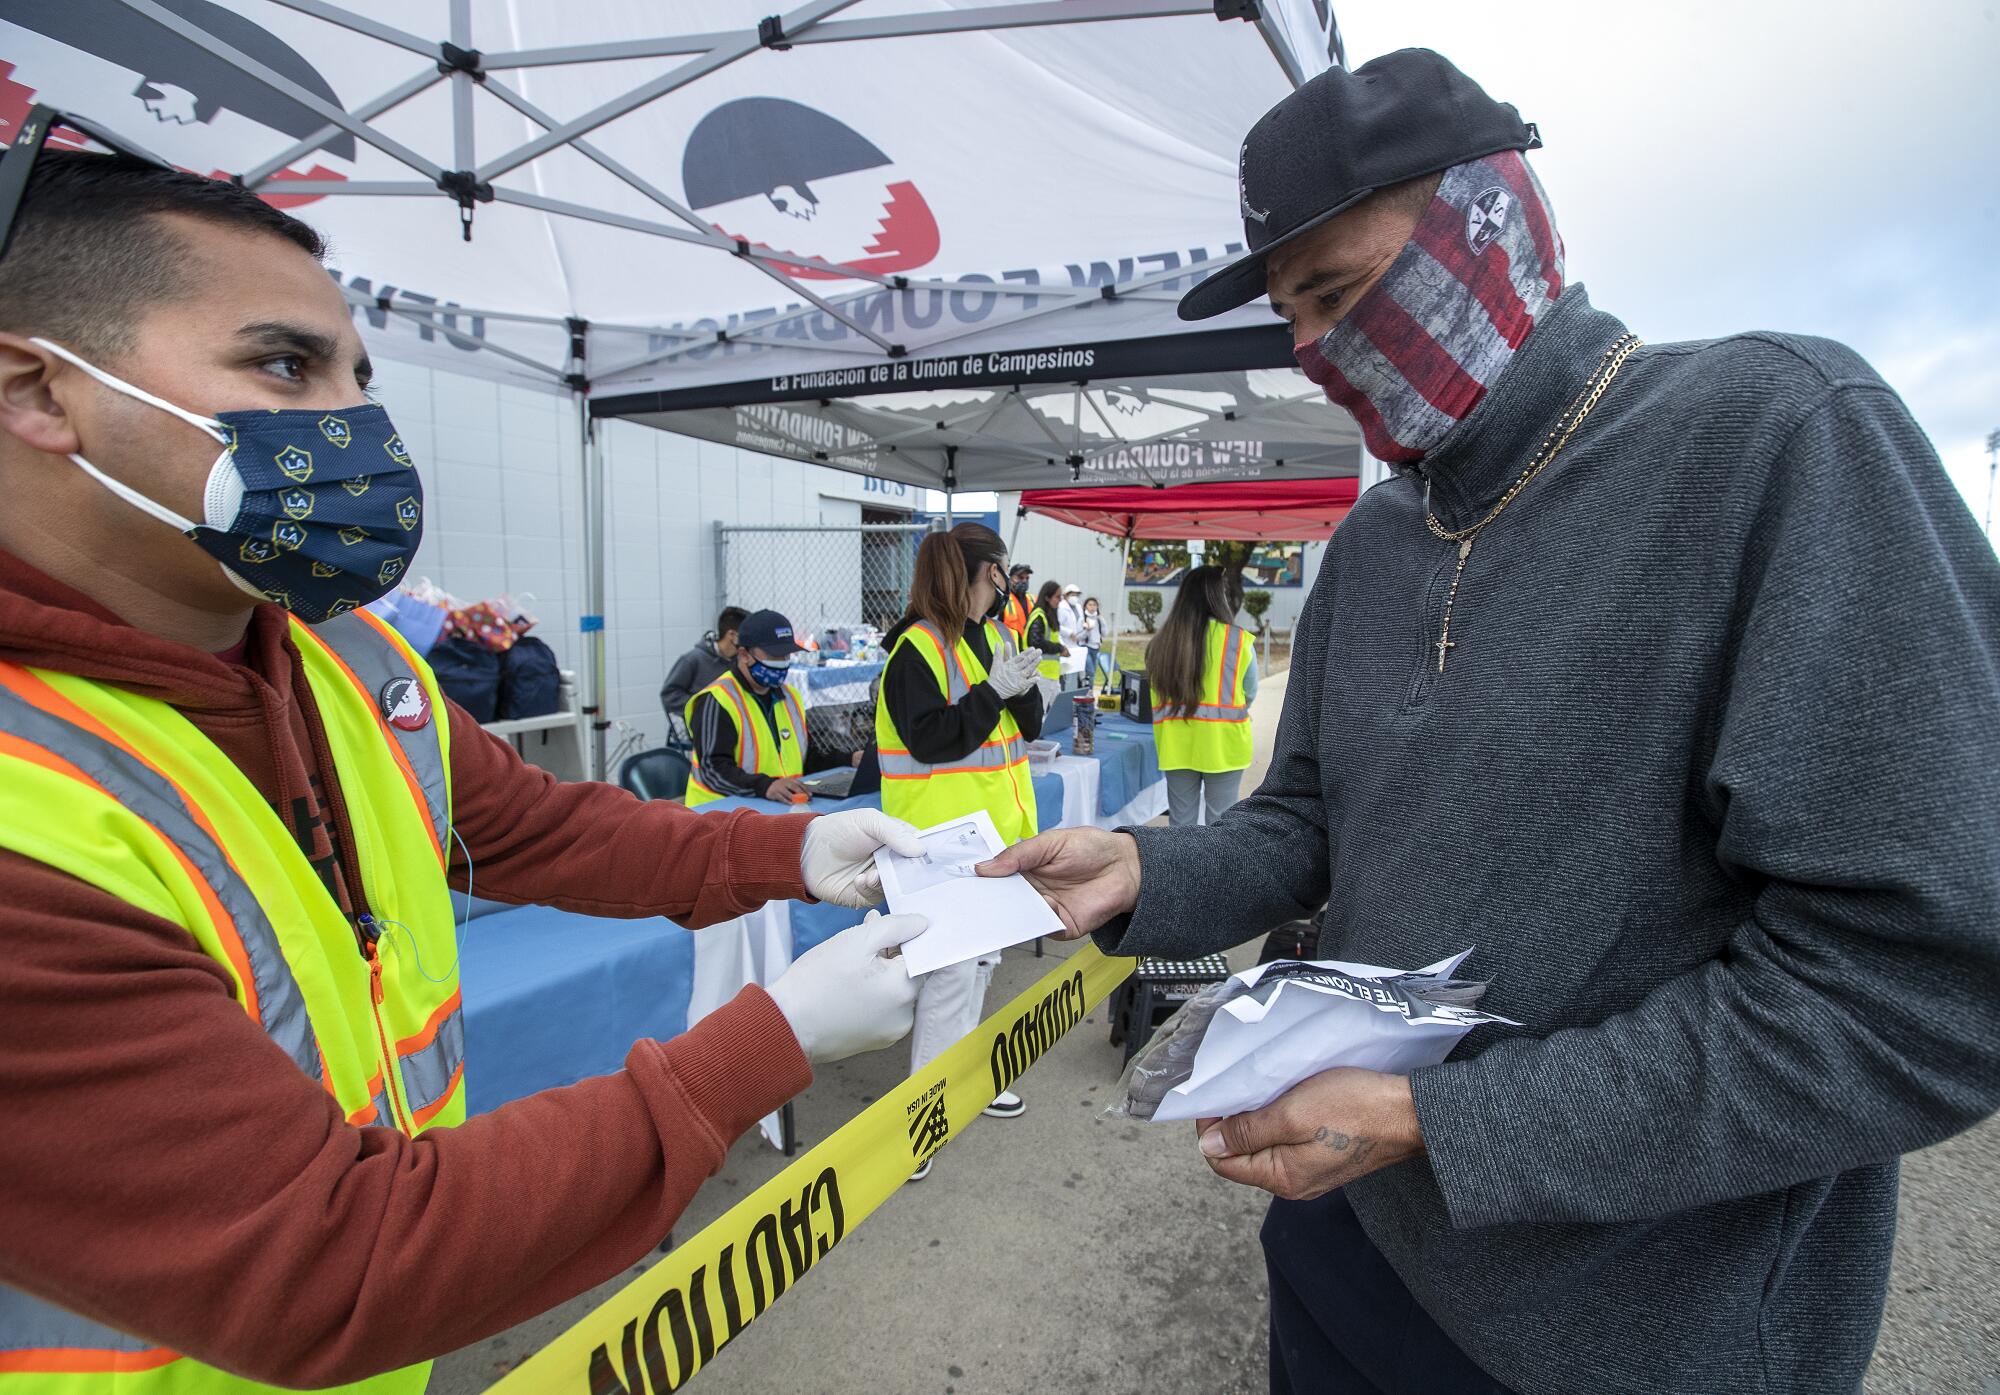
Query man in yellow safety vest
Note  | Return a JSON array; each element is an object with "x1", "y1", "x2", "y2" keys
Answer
[
  {"x1": 684, "y1": 608, "x2": 861, "y2": 805},
  {"x1": 0, "y1": 131, "x2": 929, "y2": 1393}
]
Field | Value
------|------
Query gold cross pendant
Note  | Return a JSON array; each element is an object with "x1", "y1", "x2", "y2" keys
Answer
[{"x1": 1436, "y1": 537, "x2": 1474, "y2": 673}]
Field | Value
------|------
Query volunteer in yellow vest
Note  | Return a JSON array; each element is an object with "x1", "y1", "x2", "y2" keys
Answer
[
  {"x1": 875, "y1": 522, "x2": 1046, "y2": 1175},
  {"x1": 1000, "y1": 561, "x2": 1033, "y2": 644},
  {"x1": 1148, "y1": 565, "x2": 1258, "y2": 827},
  {"x1": 684, "y1": 608, "x2": 862, "y2": 805},
  {"x1": 1022, "y1": 578, "x2": 1070, "y2": 681},
  {"x1": 0, "y1": 135, "x2": 932, "y2": 1392}
]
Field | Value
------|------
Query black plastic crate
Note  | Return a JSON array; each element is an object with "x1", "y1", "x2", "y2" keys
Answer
[{"x1": 1107, "y1": 953, "x2": 1231, "y2": 1062}]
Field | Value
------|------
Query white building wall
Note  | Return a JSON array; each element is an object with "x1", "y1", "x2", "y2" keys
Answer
[
  {"x1": 367, "y1": 359, "x2": 1327, "y2": 766},
  {"x1": 370, "y1": 361, "x2": 934, "y2": 759},
  {"x1": 999, "y1": 495, "x2": 1133, "y2": 633}
]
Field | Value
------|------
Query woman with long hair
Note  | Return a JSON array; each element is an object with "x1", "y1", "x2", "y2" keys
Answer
[
  {"x1": 875, "y1": 522, "x2": 1047, "y2": 1176},
  {"x1": 1148, "y1": 565, "x2": 1258, "y2": 826},
  {"x1": 1022, "y1": 578, "x2": 1069, "y2": 680}
]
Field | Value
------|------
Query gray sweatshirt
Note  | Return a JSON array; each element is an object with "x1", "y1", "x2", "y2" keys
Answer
[{"x1": 1098, "y1": 288, "x2": 2000, "y2": 1394}]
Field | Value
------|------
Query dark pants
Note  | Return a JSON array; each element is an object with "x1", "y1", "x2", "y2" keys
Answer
[{"x1": 1263, "y1": 1191, "x2": 1517, "y2": 1395}]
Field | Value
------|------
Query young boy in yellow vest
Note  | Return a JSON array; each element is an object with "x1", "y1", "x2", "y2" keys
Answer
[
  {"x1": 684, "y1": 608, "x2": 861, "y2": 804},
  {"x1": 0, "y1": 135, "x2": 931, "y2": 1390}
]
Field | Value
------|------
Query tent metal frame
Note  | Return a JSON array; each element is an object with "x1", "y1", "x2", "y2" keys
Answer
[
  {"x1": 125, "y1": 0, "x2": 1271, "y2": 386},
  {"x1": 92, "y1": 0, "x2": 1321, "y2": 776}
]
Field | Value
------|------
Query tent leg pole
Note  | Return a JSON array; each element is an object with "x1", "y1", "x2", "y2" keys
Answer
[
  {"x1": 1107, "y1": 532, "x2": 1133, "y2": 689},
  {"x1": 1007, "y1": 503, "x2": 1024, "y2": 556},
  {"x1": 944, "y1": 491, "x2": 953, "y2": 529},
  {"x1": 582, "y1": 401, "x2": 609, "y2": 782}
]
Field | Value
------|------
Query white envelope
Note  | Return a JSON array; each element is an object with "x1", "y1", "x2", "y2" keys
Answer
[
  {"x1": 1150, "y1": 949, "x2": 1513, "y2": 1122},
  {"x1": 873, "y1": 811, "x2": 1063, "y2": 976}
]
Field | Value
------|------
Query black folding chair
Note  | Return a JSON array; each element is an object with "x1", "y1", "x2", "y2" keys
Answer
[{"x1": 618, "y1": 746, "x2": 691, "y2": 802}]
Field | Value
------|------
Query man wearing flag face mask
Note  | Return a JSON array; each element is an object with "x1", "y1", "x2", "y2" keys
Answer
[
  {"x1": 0, "y1": 146, "x2": 935, "y2": 1391},
  {"x1": 684, "y1": 608, "x2": 861, "y2": 805},
  {"x1": 983, "y1": 48, "x2": 2000, "y2": 1395}
]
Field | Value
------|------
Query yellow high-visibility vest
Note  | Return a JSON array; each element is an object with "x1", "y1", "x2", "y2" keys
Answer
[
  {"x1": 1023, "y1": 609, "x2": 1062, "y2": 681},
  {"x1": 1151, "y1": 619, "x2": 1254, "y2": 774},
  {"x1": 682, "y1": 671, "x2": 806, "y2": 806},
  {"x1": 875, "y1": 620, "x2": 1038, "y2": 844},
  {"x1": 0, "y1": 609, "x2": 459, "y2": 1395}
]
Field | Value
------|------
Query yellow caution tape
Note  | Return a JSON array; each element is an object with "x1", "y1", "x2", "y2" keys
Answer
[{"x1": 488, "y1": 944, "x2": 1135, "y2": 1395}]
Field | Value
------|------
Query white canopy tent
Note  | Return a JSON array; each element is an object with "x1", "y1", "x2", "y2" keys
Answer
[{"x1": 3, "y1": 0, "x2": 1361, "y2": 771}]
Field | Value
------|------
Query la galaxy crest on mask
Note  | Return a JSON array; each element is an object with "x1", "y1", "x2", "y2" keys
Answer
[
  {"x1": 33, "y1": 338, "x2": 425, "y2": 625},
  {"x1": 1293, "y1": 151, "x2": 1566, "y2": 464}
]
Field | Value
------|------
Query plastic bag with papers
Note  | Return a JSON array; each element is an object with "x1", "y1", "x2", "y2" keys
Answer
[{"x1": 1109, "y1": 949, "x2": 1514, "y2": 1123}]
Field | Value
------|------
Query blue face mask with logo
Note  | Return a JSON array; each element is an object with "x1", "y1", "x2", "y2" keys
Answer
[
  {"x1": 746, "y1": 657, "x2": 791, "y2": 690},
  {"x1": 34, "y1": 338, "x2": 424, "y2": 626}
]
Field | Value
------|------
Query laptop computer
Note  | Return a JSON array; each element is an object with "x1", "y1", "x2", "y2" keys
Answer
[
  {"x1": 1040, "y1": 682, "x2": 1076, "y2": 736},
  {"x1": 800, "y1": 767, "x2": 857, "y2": 799}
]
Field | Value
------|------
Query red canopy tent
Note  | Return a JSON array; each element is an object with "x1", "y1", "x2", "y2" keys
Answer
[
  {"x1": 1017, "y1": 478, "x2": 1361, "y2": 680},
  {"x1": 1018, "y1": 478, "x2": 1360, "y2": 541}
]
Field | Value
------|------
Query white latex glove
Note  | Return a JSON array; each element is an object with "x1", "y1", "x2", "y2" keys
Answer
[
  {"x1": 987, "y1": 647, "x2": 1042, "y2": 700},
  {"x1": 768, "y1": 911, "x2": 928, "y2": 1063},
  {"x1": 1033, "y1": 675, "x2": 1060, "y2": 710},
  {"x1": 799, "y1": 807, "x2": 923, "y2": 907}
]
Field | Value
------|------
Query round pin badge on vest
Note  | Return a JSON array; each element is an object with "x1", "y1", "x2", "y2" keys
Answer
[{"x1": 378, "y1": 675, "x2": 433, "y2": 732}]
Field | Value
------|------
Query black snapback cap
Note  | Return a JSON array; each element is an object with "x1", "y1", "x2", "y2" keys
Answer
[{"x1": 1177, "y1": 48, "x2": 1540, "y2": 321}]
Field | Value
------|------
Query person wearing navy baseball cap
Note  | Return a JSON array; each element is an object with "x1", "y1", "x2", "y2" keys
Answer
[
  {"x1": 684, "y1": 609, "x2": 862, "y2": 805},
  {"x1": 988, "y1": 47, "x2": 2000, "y2": 1395}
]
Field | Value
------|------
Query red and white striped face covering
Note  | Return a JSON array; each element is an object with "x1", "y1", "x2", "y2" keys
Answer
[{"x1": 1294, "y1": 151, "x2": 1565, "y2": 465}]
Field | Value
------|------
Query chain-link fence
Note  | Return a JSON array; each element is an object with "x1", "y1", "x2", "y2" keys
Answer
[{"x1": 715, "y1": 520, "x2": 939, "y2": 753}]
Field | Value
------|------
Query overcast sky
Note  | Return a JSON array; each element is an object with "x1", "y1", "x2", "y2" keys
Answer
[{"x1": 1335, "y1": 0, "x2": 1999, "y2": 532}]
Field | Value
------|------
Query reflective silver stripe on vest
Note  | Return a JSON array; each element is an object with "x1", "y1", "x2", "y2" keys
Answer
[
  {"x1": 882, "y1": 624, "x2": 1017, "y2": 777},
  {"x1": 0, "y1": 685, "x2": 320, "y2": 1084},
  {"x1": 1159, "y1": 625, "x2": 1250, "y2": 723},
  {"x1": 1164, "y1": 703, "x2": 1251, "y2": 722},
  {"x1": 366, "y1": 1088, "x2": 395, "y2": 1128},
  {"x1": 0, "y1": 1286, "x2": 158, "y2": 1356},
  {"x1": 878, "y1": 738, "x2": 1023, "y2": 778},
  {"x1": 714, "y1": 674, "x2": 759, "y2": 768},
  {"x1": 400, "y1": 1003, "x2": 466, "y2": 1118},
  {"x1": 314, "y1": 612, "x2": 449, "y2": 852},
  {"x1": 908, "y1": 622, "x2": 974, "y2": 703}
]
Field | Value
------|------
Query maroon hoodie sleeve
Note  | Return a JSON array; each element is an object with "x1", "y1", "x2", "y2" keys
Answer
[
  {"x1": 0, "y1": 849, "x2": 812, "y2": 1385},
  {"x1": 443, "y1": 701, "x2": 814, "y2": 922}
]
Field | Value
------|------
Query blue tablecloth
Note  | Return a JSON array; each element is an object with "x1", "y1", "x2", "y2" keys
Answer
[
  {"x1": 1049, "y1": 713, "x2": 1160, "y2": 817},
  {"x1": 459, "y1": 902, "x2": 694, "y2": 1116},
  {"x1": 459, "y1": 714, "x2": 1156, "y2": 1117},
  {"x1": 799, "y1": 660, "x2": 885, "y2": 692}
]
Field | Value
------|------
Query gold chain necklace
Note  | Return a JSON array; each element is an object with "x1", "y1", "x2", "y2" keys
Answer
[{"x1": 1424, "y1": 332, "x2": 1643, "y2": 672}]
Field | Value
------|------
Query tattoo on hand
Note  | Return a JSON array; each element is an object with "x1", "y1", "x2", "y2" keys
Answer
[{"x1": 1313, "y1": 1125, "x2": 1377, "y2": 1167}]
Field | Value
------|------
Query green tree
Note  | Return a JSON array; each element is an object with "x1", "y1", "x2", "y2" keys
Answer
[
  {"x1": 1243, "y1": 590, "x2": 1272, "y2": 634},
  {"x1": 1129, "y1": 590, "x2": 1162, "y2": 633}
]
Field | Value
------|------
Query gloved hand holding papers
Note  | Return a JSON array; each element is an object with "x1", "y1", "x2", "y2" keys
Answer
[
  {"x1": 1111, "y1": 949, "x2": 1515, "y2": 1123},
  {"x1": 871, "y1": 811, "x2": 1062, "y2": 977}
]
